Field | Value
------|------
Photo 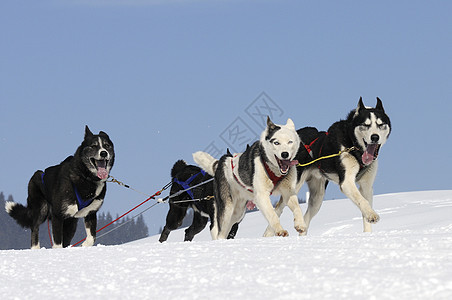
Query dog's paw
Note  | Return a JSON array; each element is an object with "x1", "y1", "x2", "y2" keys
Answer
[
  {"x1": 275, "y1": 230, "x2": 289, "y2": 237},
  {"x1": 294, "y1": 224, "x2": 307, "y2": 235},
  {"x1": 82, "y1": 236, "x2": 95, "y2": 247},
  {"x1": 263, "y1": 227, "x2": 275, "y2": 237},
  {"x1": 365, "y1": 211, "x2": 380, "y2": 223}
]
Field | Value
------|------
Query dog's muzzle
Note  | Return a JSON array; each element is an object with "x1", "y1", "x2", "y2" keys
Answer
[
  {"x1": 362, "y1": 141, "x2": 381, "y2": 165},
  {"x1": 275, "y1": 155, "x2": 298, "y2": 175},
  {"x1": 91, "y1": 158, "x2": 110, "y2": 180}
]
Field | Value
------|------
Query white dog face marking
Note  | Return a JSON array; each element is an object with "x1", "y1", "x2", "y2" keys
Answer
[
  {"x1": 355, "y1": 112, "x2": 390, "y2": 149},
  {"x1": 262, "y1": 118, "x2": 300, "y2": 175},
  {"x1": 352, "y1": 97, "x2": 391, "y2": 165}
]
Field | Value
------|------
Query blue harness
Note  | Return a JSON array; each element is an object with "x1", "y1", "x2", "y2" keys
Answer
[
  {"x1": 172, "y1": 170, "x2": 206, "y2": 200},
  {"x1": 41, "y1": 172, "x2": 94, "y2": 210}
]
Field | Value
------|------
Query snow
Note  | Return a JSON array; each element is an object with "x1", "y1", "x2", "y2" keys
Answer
[{"x1": 1, "y1": 190, "x2": 452, "y2": 299}]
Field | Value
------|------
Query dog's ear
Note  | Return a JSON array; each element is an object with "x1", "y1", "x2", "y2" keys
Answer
[
  {"x1": 286, "y1": 118, "x2": 295, "y2": 130},
  {"x1": 226, "y1": 148, "x2": 232, "y2": 157},
  {"x1": 85, "y1": 126, "x2": 94, "y2": 138},
  {"x1": 354, "y1": 97, "x2": 365, "y2": 116},
  {"x1": 99, "y1": 131, "x2": 110, "y2": 139},
  {"x1": 376, "y1": 97, "x2": 385, "y2": 112},
  {"x1": 267, "y1": 116, "x2": 277, "y2": 130}
]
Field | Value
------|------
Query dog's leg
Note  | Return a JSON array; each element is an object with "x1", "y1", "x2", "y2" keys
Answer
[
  {"x1": 31, "y1": 226, "x2": 40, "y2": 249},
  {"x1": 340, "y1": 156, "x2": 379, "y2": 224},
  {"x1": 184, "y1": 211, "x2": 208, "y2": 241},
  {"x1": 286, "y1": 193, "x2": 307, "y2": 235},
  {"x1": 255, "y1": 192, "x2": 288, "y2": 237},
  {"x1": 159, "y1": 203, "x2": 187, "y2": 243},
  {"x1": 63, "y1": 218, "x2": 78, "y2": 247},
  {"x1": 211, "y1": 173, "x2": 237, "y2": 240},
  {"x1": 51, "y1": 216, "x2": 64, "y2": 248},
  {"x1": 263, "y1": 196, "x2": 285, "y2": 237},
  {"x1": 358, "y1": 162, "x2": 378, "y2": 232},
  {"x1": 209, "y1": 220, "x2": 219, "y2": 240},
  {"x1": 303, "y1": 176, "x2": 327, "y2": 234},
  {"x1": 82, "y1": 212, "x2": 97, "y2": 247},
  {"x1": 227, "y1": 223, "x2": 239, "y2": 239},
  {"x1": 216, "y1": 202, "x2": 236, "y2": 239}
]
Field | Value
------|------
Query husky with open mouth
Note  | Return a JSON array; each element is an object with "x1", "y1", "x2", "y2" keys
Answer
[
  {"x1": 193, "y1": 117, "x2": 304, "y2": 239},
  {"x1": 5, "y1": 126, "x2": 115, "y2": 249},
  {"x1": 265, "y1": 97, "x2": 391, "y2": 236}
]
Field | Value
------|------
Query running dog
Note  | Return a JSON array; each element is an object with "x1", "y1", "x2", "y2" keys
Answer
[
  {"x1": 159, "y1": 159, "x2": 239, "y2": 242},
  {"x1": 265, "y1": 97, "x2": 391, "y2": 236},
  {"x1": 194, "y1": 117, "x2": 304, "y2": 239},
  {"x1": 5, "y1": 126, "x2": 115, "y2": 248}
]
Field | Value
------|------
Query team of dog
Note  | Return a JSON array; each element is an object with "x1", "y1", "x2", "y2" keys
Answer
[{"x1": 6, "y1": 97, "x2": 391, "y2": 248}]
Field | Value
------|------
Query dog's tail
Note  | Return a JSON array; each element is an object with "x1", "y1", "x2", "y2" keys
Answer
[
  {"x1": 193, "y1": 151, "x2": 218, "y2": 176},
  {"x1": 5, "y1": 170, "x2": 47, "y2": 229},
  {"x1": 5, "y1": 201, "x2": 33, "y2": 228},
  {"x1": 171, "y1": 160, "x2": 187, "y2": 178}
]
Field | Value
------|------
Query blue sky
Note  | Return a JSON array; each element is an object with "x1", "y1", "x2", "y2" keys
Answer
[{"x1": 1, "y1": 0, "x2": 451, "y2": 234}]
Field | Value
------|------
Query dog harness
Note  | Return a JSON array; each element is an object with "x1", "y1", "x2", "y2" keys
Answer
[
  {"x1": 72, "y1": 184, "x2": 95, "y2": 210},
  {"x1": 173, "y1": 170, "x2": 207, "y2": 200},
  {"x1": 231, "y1": 156, "x2": 254, "y2": 193},
  {"x1": 301, "y1": 132, "x2": 366, "y2": 171},
  {"x1": 230, "y1": 155, "x2": 285, "y2": 194},
  {"x1": 261, "y1": 156, "x2": 284, "y2": 188},
  {"x1": 40, "y1": 172, "x2": 94, "y2": 211}
]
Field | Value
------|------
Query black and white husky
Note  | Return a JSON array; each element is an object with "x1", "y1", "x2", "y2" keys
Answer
[
  {"x1": 265, "y1": 97, "x2": 391, "y2": 236},
  {"x1": 159, "y1": 159, "x2": 239, "y2": 242},
  {"x1": 193, "y1": 117, "x2": 304, "y2": 239},
  {"x1": 5, "y1": 126, "x2": 115, "y2": 249}
]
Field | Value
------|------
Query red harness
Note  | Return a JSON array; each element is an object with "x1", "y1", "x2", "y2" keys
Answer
[
  {"x1": 231, "y1": 157, "x2": 254, "y2": 193},
  {"x1": 261, "y1": 156, "x2": 284, "y2": 187},
  {"x1": 230, "y1": 155, "x2": 285, "y2": 194},
  {"x1": 303, "y1": 137, "x2": 319, "y2": 155}
]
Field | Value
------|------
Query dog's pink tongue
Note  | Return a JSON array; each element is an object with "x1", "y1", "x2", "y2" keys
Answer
[
  {"x1": 246, "y1": 201, "x2": 256, "y2": 211},
  {"x1": 289, "y1": 160, "x2": 299, "y2": 166},
  {"x1": 97, "y1": 168, "x2": 109, "y2": 180},
  {"x1": 280, "y1": 160, "x2": 299, "y2": 173},
  {"x1": 362, "y1": 144, "x2": 377, "y2": 165},
  {"x1": 281, "y1": 160, "x2": 299, "y2": 167}
]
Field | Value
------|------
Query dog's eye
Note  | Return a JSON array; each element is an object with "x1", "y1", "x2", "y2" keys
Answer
[
  {"x1": 360, "y1": 125, "x2": 370, "y2": 131},
  {"x1": 103, "y1": 143, "x2": 111, "y2": 149},
  {"x1": 288, "y1": 141, "x2": 293, "y2": 145},
  {"x1": 379, "y1": 124, "x2": 387, "y2": 130},
  {"x1": 274, "y1": 141, "x2": 280, "y2": 146}
]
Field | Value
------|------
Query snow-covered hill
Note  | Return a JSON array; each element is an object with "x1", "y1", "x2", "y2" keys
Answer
[{"x1": 1, "y1": 191, "x2": 452, "y2": 299}]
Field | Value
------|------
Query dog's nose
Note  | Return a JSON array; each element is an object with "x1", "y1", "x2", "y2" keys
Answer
[
  {"x1": 100, "y1": 151, "x2": 108, "y2": 158},
  {"x1": 371, "y1": 134, "x2": 380, "y2": 143},
  {"x1": 281, "y1": 152, "x2": 289, "y2": 159}
]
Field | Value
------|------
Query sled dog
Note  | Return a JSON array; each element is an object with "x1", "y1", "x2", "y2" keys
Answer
[
  {"x1": 5, "y1": 126, "x2": 115, "y2": 248},
  {"x1": 159, "y1": 159, "x2": 239, "y2": 242},
  {"x1": 265, "y1": 97, "x2": 391, "y2": 235},
  {"x1": 194, "y1": 117, "x2": 304, "y2": 239}
]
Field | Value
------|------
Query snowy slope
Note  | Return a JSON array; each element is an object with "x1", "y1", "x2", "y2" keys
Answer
[{"x1": 1, "y1": 191, "x2": 452, "y2": 299}]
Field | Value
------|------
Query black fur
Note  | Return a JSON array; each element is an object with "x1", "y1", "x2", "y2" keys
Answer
[
  {"x1": 265, "y1": 116, "x2": 281, "y2": 141},
  {"x1": 296, "y1": 98, "x2": 391, "y2": 183},
  {"x1": 6, "y1": 126, "x2": 114, "y2": 248},
  {"x1": 237, "y1": 141, "x2": 260, "y2": 187},
  {"x1": 159, "y1": 160, "x2": 239, "y2": 242}
]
